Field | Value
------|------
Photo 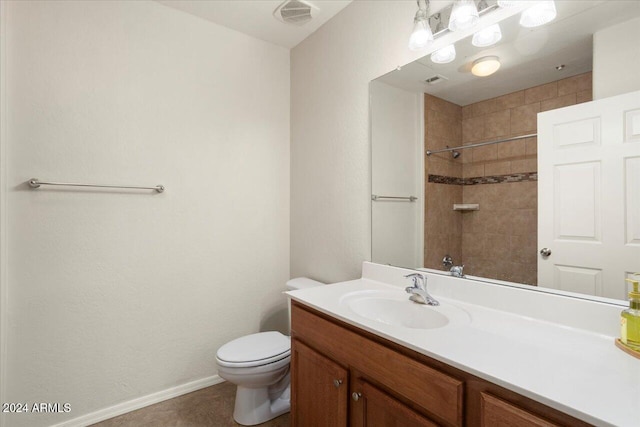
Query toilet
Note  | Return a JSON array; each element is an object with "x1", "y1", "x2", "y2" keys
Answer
[{"x1": 215, "y1": 277, "x2": 324, "y2": 426}]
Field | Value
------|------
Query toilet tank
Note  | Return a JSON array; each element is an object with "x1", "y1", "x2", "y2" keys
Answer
[
  {"x1": 286, "y1": 277, "x2": 324, "y2": 291},
  {"x1": 286, "y1": 277, "x2": 324, "y2": 334}
]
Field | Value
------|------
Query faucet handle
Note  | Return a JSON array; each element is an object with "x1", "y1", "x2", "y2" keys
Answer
[{"x1": 404, "y1": 273, "x2": 427, "y2": 288}]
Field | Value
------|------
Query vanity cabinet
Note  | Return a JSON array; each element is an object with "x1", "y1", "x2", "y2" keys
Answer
[
  {"x1": 290, "y1": 301, "x2": 592, "y2": 427},
  {"x1": 350, "y1": 376, "x2": 439, "y2": 427},
  {"x1": 290, "y1": 339, "x2": 348, "y2": 426}
]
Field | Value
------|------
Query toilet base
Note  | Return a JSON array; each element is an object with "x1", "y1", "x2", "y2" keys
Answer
[{"x1": 232, "y1": 373, "x2": 291, "y2": 426}]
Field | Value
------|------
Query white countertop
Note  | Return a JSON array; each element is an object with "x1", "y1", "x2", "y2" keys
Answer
[{"x1": 287, "y1": 263, "x2": 640, "y2": 427}]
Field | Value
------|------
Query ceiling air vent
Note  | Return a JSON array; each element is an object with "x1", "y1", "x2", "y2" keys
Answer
[
  {"x1": 425, "y1": 74, "x2": 449, "y2": 85},
  {"x1": 274, "y1": 0, "x2": 317, "y2": 26}
]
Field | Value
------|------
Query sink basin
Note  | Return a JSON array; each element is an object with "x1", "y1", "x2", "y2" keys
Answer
[{"x1": 341, "y1": 290, "x2": 469, "y2": 330}]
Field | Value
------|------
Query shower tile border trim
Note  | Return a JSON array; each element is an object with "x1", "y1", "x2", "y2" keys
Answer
[{"x1": 428, "y1": 172, "x2": 537, "y2": 185}]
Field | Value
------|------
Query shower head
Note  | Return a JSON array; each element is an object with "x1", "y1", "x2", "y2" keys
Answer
[{"x1": 452, "y1": 150, "x2": 461, "y2": 159}]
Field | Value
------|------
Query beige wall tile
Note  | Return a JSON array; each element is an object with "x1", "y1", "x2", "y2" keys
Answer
[
  {"x1": 510, "y1": 209, "x2": 536, "y2": 236},
  {"x1": 497, "y1": 139, "x2": 526, "y2": 159},
  {"x1": 510, "y1": 157, "x2": 537, "y2": 173},
  {"x1": 525, "y1": 137, "x2": 537, "y2": 156},
  {"x1": 485, "y1": 233, "x2": 511, "y2": 260},
  {"x1": 510, "y1": 102, "x2": 540, "y2": 135},
  {"x1": 576, "y1": 89, "x2": 593, "y2": 104},
  {"x1": 472, "y1": 144, "x2": 498, "y2": 162},
  {"x1": 506, "y1": 181, "x2": 537, "y2": 209},
  {"x1": 471, "y1": 97, "x2": 498, "y2": 118},
  {"x1": 541, "y1": 93, "x2": 576, "y2": 112},
  {"x1": 495, "y1": 90, "x2": 525, "y2": 110},
  {"x1": 462, "y1": 105, "x2": 473, "y2": 120},
  {"x1": 425, "y1": 136, "x2": 450, "y2": 152},
  {"x1": 484, "y1": 161, "x2": 511, "y2": 176},
  {"x1": 575, "y1": 72, "x2": 592, "y2": 92},
  {"x1": 524, "y1": 81, "x2": 558, "y2": 104},
  {"x1": 462, "y1": 233, "x2": 484, "y2": 258},
  {"x1": 484, "y1": 110, "x2": 511, "y2": 139},
  {"x1": 462, "y1": 115, "x2": 485, "y2": 143},
  {"x1": 557, "y1": 72, "x2": 591, "y2": 95},
  {"x1": 483, "y1": 209, "x2": 512, "y2": 235},
  {"x1": 425, "y1": 94, "x2": 462, "y2": 120},
  {"x1": 463, "y1": 164, "x2": 485, "y2": 178},
  {"x1": 510, "y1": 233, "x2": 537, "y2": 265}
]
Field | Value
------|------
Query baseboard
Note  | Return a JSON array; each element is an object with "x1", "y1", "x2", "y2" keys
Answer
[{"x1": 50, "y1": 375, "x2": 224, "y2": 427}]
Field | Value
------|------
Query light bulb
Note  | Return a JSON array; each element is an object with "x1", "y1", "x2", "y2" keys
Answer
[
  {"x1": 472, "y1": 24, "x2": 502, "y2": 47},
  {"x1": 431, "y1": 45, "x2": 456, "y2": 64},
  {"x1": 409, "y1": 10, "x2": 433, "y2": 51},
  {"x1": 520, "y1": 1, "x2": 557, "y2": 28},
  {"x1": 471, "y1": 56, "x2": 501, "y2": 77},
  {"x1": 449, "y1": 0, "x2": 479, "y2": 32}
]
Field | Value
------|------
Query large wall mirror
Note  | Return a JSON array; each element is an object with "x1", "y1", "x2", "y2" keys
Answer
[{"x1": 371, "y1": 0, "x2": 640, "y2": 303}]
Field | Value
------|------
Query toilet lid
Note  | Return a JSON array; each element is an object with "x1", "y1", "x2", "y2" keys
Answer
[{"x1": 216, "y1": 332, "x2": 290, "y2": 366}]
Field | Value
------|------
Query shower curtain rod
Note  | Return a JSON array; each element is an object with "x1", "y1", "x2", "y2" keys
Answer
[{"x1": 426, "y1": 133, "x2": 537, "y2": 156}]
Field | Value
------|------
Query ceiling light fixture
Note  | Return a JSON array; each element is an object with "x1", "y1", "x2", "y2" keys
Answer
[
  {"x1": 409, "y1": 0, "x2": 434, "y2": 51},
  {"x1": 472, "y1": 23, "x2": 502, "y2": 47},
  {"x1": 431, "y1": 45, "x2": 457, "y2": 64},
  {"x1": 496, "y1": 0, "x2": 519, "y2": 7},
  {"x1": 520, "y1": 1, "x2": 557, "y2": 27},
  {"x1": 471, "y1": 56, "x2": 501, "y2": 77},
  {"x1": 449, "y1": 0, "x2": 479, "y2": 32}
]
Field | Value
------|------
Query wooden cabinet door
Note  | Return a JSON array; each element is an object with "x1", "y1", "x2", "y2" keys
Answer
[
  {"x1": 350, "y1": 378, "x2": 438, "y2": 427},
  {"x1": 290, "y1": 338, "x2": 348, "y2": 427},
  {"x1": 480, "y1": 393, "x2": 560, "y2": 427}
]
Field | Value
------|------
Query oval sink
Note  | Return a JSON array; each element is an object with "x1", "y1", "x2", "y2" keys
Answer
[
  {"x1": 349, "y1": 298, "x2": 448, "y2": 329},
  {"x1": 341, "y1": 290, "x2": 469, "y2": 330}
]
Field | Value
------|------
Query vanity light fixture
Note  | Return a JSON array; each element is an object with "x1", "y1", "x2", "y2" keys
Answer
[
  {"x1": 520, "y1": 0, "x2": 557, "y2": 27},
  {"x1": 498, "y1": 0, "x2": 557, "y2": 28},
  {"x1": 431, "y1": 44, "x2": 457, "y2": 64},
  {"x1": 472, "y1": 23, "x2": 502, "y2": 47},
  {"x1": 449, "y1": 0, "x2": 479, "y2": 32},
  {"x1": 409, "y1": 0, "x2": 434, "y2": 51},
  {"x1": 471, "y1": 56, "x2": 501, "y2": 76}
]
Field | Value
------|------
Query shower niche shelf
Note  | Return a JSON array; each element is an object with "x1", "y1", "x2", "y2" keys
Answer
[{"x1": 453, "y1": 204, "x2": 479, "y2": 211}]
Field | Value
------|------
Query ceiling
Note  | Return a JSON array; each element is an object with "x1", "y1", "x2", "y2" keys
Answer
[
  {"x1": 377, "y1": 0, "x2": 640, "y2": 106},
  {"x1": 156, "y1": 0, "x2": 352, "y2": 48}
]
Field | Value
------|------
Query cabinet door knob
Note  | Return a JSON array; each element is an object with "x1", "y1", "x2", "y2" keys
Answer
[
  {"x1": 333, "y1": 379, "x2": 343, "y2": 388},
  {"x1": 352, "y1": 392, "x2": 362, "y2": 401}
]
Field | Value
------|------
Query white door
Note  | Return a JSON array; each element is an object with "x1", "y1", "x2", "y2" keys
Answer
[
  {"x1": 370, "y1": 81, "x2": 424, "y2": 268},
  {"x1": 538, "y1": 90, "x2": 640, "y2": 299}
]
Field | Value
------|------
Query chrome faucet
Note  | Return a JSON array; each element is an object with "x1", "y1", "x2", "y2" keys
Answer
[
  {"x1": 404, "y1": 273, "x2": 439, "y2": 306},
  {"x1": 450, "y1": 265, "x2": 465, "y2": 278}
]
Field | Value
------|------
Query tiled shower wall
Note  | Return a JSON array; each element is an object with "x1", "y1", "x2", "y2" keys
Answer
[
  {"x1": 424, "y1": 94, "x2": 462, "y2": 270},
  {"x1": 424, "y1": 72, "x2": 592, "y2": 284}
]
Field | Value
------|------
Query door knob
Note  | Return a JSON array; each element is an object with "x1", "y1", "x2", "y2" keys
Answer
[
  {"x1": 352, "y1": 392, "x2": 362, "y2": 401},
  {"x1": 540, "y1": 248, "x2": 552, "y2": 257},
  {"x1": 333, "y1": 379, "x2": 342, "y2": 388}
]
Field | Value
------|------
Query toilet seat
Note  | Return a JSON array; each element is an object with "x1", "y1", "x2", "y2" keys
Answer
[{"x1": 216, "y1": 331, "x2": 291, "y2": 368}]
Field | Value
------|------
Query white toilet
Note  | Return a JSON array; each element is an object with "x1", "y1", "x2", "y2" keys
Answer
[{"x1": 215, "y1": 278, "x2": 324, "y2": 426}]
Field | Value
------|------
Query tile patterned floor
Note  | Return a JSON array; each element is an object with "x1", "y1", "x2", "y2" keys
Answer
[{"x1": 91, "y1": 382, "x2": 290, "y2": 427}]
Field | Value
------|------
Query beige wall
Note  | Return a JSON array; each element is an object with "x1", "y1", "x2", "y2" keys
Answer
[
  {"x1": 289, "y1": 0, "x2": 523, "y2": 283},
  {"x1": 3, "y1": 1, "x2": 290, "y2": 426},
  {"x1": 593, "y1": 16, "x2": 640, "y2": 100},
  {"x1": 424, "y1": 95, "x2": 462, "y2": 269},
  {"x1": 423, "y1": 73, "x2": 592, "y2": 284},
  {"x1": 290, "y1": 1, "x2": 431, "y2": 283}
]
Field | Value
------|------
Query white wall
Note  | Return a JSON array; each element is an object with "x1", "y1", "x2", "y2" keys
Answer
[
  {"x1": 370, "y1": 81, "x2": 423, "y2": 268},
  {"x1": 2, "y1": 1, "x2": 289, "y2": 426},
  {"x1": 290, "y1": 1, "x2": 429, "y2": 283},
  {"x1": 593, "y1": 16, "x2": 640, "y2": 100}
]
